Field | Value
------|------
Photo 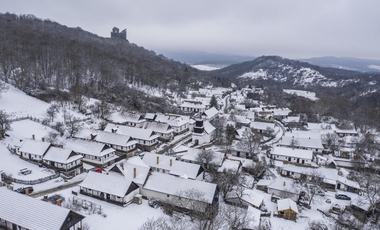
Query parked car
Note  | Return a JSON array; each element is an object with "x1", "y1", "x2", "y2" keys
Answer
[
  {"x1": 89, "y1": 168, "x2": 102, "y2": 173},
  {"x1": 14, "y1": 187, "x2": 34, "y2": 194},
  {"x1": 326, "y1": 199, "x2": 331, "y2": 203},
  {"x1": 335, "y1": 193, "x2": 351, "y2": 200}
]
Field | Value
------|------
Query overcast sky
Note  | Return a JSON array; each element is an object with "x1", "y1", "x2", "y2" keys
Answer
[{"x1": 2, "y1": 0, "x2": 380, "y2": 60}]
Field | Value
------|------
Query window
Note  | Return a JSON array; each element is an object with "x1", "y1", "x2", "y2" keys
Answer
[{"x1": 167, "y1": 195, "x2": 170, "y2": 197}]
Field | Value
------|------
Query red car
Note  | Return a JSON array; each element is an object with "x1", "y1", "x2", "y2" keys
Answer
[{"x1": 90, "y1": 168, "x2": 102, "y2": 173}]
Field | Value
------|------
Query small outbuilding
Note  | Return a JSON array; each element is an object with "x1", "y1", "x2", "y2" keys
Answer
[{"x1": 277, "y1": 198, "x2": 299, "y2": 222}]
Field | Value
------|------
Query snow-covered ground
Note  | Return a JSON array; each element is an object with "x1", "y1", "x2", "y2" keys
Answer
[
  {"x1": 0, "y1": 144, "x2": 55, "y2": 180},
  {"x1": 0, "y1": 83, "x2": 51, "y2": 120},
  {"x1": 191, "y1": 65, "x2": 221, "y2": 71},
  {"x1": 283, "y1": 89, "x2": 319, "y2": 101},
  {"x1": 0, "y1": 82, "x2": 86, "y2": 122},
  {"x1": 368, "y1": 65, "x2": 380, "y2": 71}
]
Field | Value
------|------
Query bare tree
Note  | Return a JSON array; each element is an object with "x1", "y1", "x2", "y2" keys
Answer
[
  {"x1": 45, "y1": 104, "x2": 59, "y2": 122},
  {"x1": 220, "y1": 204, "x2": 254, "y2": 230},
  {"x1": 294, "y1": 170, "x2": 325, "y2": 206},
  {"x1": 289, "y1": 138, "x2": 300, "y2": 148},
  {"x1": 358, "y1": 170, "x2": 380, "y2": 224},
  {"x1": 237, "y1": 129, "x2": 261, "y2": 161},
  {"x1": 321, "y1": 132, "x2": 341, "y2": 152},
  {"x1": 196, "y1": 150, "x2": 215, "y2": 172},
  {"x1": 0, "y1": 110, "x2": 11, "y2": 139},
  {"x1": 216, "y1": 169, "x2": 243, "y2": 200},
  {"x1": 65, "y1": 113, "x2": 82, "y2": 137},
  {"x1": 45, "y1": 131, "x2": 59, "y2": 145}
]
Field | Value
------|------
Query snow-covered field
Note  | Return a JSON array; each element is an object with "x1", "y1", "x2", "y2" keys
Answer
[
  {"x1": 192, "y1": 65, "x2": 221, "y2": 71},
  {"x1": 0, "y1": 83, "x2": 51, "y2": 119},
  {"x1": 0, "y1": 144, "x2": 55, "y2": 180},
  {"x1": 283, "y1": 89, "x2": 319, "y2": 101},
  {"x1": 368, "y1": 65, "x2": 380, "y2": 71},
  {"x1": 0, "y1": 82, "x2": 86, "y2": 121}
]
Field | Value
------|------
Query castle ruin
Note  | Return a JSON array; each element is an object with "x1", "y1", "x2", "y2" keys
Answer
[{"x1": 111, "y1": 27, "x2": 127, "y2": 40}]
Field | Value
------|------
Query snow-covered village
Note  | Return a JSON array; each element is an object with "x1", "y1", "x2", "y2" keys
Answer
[{"x1": 1, "y1": 2, "x2": 380, "y2": 230}]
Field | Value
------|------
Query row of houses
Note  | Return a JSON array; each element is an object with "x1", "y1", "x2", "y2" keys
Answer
[{"x1": 78, "y1": 155, "x2": 219, "y2": 214}]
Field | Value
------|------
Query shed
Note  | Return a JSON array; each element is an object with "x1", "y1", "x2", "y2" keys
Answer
[{"x1": 277, "y1": 198, "x2": 298, "y2": 222}]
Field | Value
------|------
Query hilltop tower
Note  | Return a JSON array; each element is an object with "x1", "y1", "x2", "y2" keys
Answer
[{"x1": 111, "y1": 27, "x2": 127, "y2": 40}]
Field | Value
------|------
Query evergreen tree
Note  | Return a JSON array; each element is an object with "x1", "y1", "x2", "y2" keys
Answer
[{"x1": 209, "y1": 94, "x2": 218, "y2": 109}]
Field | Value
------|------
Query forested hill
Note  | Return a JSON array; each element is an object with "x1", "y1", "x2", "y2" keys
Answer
[
  {"x1": 0, "y1": 13, "x2": 219, "y2": 109},
  {"x1": 210, "y1": 55, "x2": 380, "y2": 88}
]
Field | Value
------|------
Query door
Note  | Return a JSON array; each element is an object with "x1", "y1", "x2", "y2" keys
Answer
[
  {"x1": 337, "y1": 183, "x2": 341, "y2": 189},
  {"x1": 297, "y1": 158, "x2": 300, "y2": 163},
  {"x1": 29, "y1": 154, "x2": 32, "y2": 160},
  {"x1": 287, "y1": 171, "x2": 290, "y2": 176},
  {"x1": 237, "y1": 152, "x2": 240, "y2": 157},
  {"x1": 106, "y1": 194, "x2": 110, "y2": 200},
  {"x1": 288, "y1": 157, "x2": 291, "y2": 162},
  {"x1": 302, "y1": 160, "x2": 305, "y2": 164}
]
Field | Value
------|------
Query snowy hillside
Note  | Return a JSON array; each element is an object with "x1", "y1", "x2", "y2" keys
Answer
[
  {"x1": 0, "y1": 82, "x2": 85, "y2": 121},
  {"x1": 283, "y1": 89, "x2": 319, "y2": 101}
]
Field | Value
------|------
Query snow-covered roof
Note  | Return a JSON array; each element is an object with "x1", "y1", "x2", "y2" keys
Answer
[
  {"x1": 43, "y1": 147, "x2": 82, "y2": 164},
  {"x1": 227, "y1": 155, "x2": 254, "y2": 168},
  {"x1": 104, "y1": 123, "x2": 159, "y2": 141},
  {"x1": 226, "y1": 189, "x2": 264, "y2": 208},
  {"x1": 217, "y1": 159, "x2": 241, "y2": 172},
  {"x1": 0, "y1": 187, "x2": 83, "y2": 230},
  {"x1": 204, "y1": 120, "x2": 216, "y2": 134},
  {"x1": 284, "y1": 130, "x2": 322, "y2": 139},
  {"x1": 256, "y1": 179, "x2": 273, "y2": 187},
  {"x1": 247, "y1": 206, "x2": 261, "y2": 229},
  {"x1": 144, "y1": 113, "x2": 156, "y2": 120},
  {"x1": 181, "y1": 101, "x2": 205, "y2": 109},
  {"x1": 337, "y1": 176, "x2": 361, "y2": 189},
  {"x1": 111, "y1": 159, "x2": 150, "y2": 186},
  {"x1": 143, "y1": 122, "x2": 172, "y2": 134},
  {"x1": 143, "y1": 172, "x2": 217, "y2": 204},
  {"x1": 282, "y1": 164, "x2": 338, "y2": 181},
  {"x1": 351, "y1": 197, "x2": 371, "y2": 211},
  {"x1": 272, "y1": 146, "x2": 313, "y2": 160},
  {"x1": 203, "y1": 107, "x2": 219, "y2": 118},
  {"x1": 142, "y1": 152, "x2": 176, "y2": 169},
  {"x1": 155, "y1": 114, "x2": 189, "y2": 127},
  {"x1": 335, "y1": 127, "x2": 358, "y2": 134},
  {"x1": 19, "y1": 140, "x2": 51, "y2": 156},
  {"x1": 277, "y1": 198, "x2": 299, "y2": 213},
  {"x1": 142, "y1": 153, "x2": 202, "y2": 179},
  {"x1": 272, "y1": 108, "x2": 292, "y2": 116},
  {"x1": 109, "y1": 112, "x2": 145, "y2": 124},
  {"x1": 279, "y1": 136, "x2": 324, "y2": 149},
  {"x1": 283, "y1": 116, "x2": 300, "y2": 123},
  {"x1": 64, "y1": 139, "x2": 115, "y2": 157},
  {"x1": 250, "y1": 121, "x2": 275, "y2": 131},
  {"x1": 80, "y1": 171, "x2": 137, "y2": 197},
  {"x1": 180, "y1": 148, "x2": 225, "y2": 166},
  {"x1": 267, "y1": 178, "x2": 297, "y2": 194},
  {"x1": 74, "y1": 128, "x2": 137, "y2": 148}
]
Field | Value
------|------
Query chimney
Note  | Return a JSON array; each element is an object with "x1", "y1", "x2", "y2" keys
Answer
[
  {"x1": 283, "y1": 181, "x2": 286, "y2": 186},
  {"x1": 25, "y1": 189, "x2": 29, "y2": 196},
  {"x1": 170, "y1": 159, "x2": 172, "y2": 166},
  {"x1": 157, "y1": 156, "x2": 159, "y2": 165},
  {"x1": 134, "y1": 168, "x2": 136, "y2": 178},
  {"x1": 56, "y1": 200, "x2": 62, "y2": 206},
  {"x1": 42, "y1": 137, "x2": 45, "y2": 142},
  {"x1": 32, "y1": 135, "x2": 35, "y2": 140}
]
